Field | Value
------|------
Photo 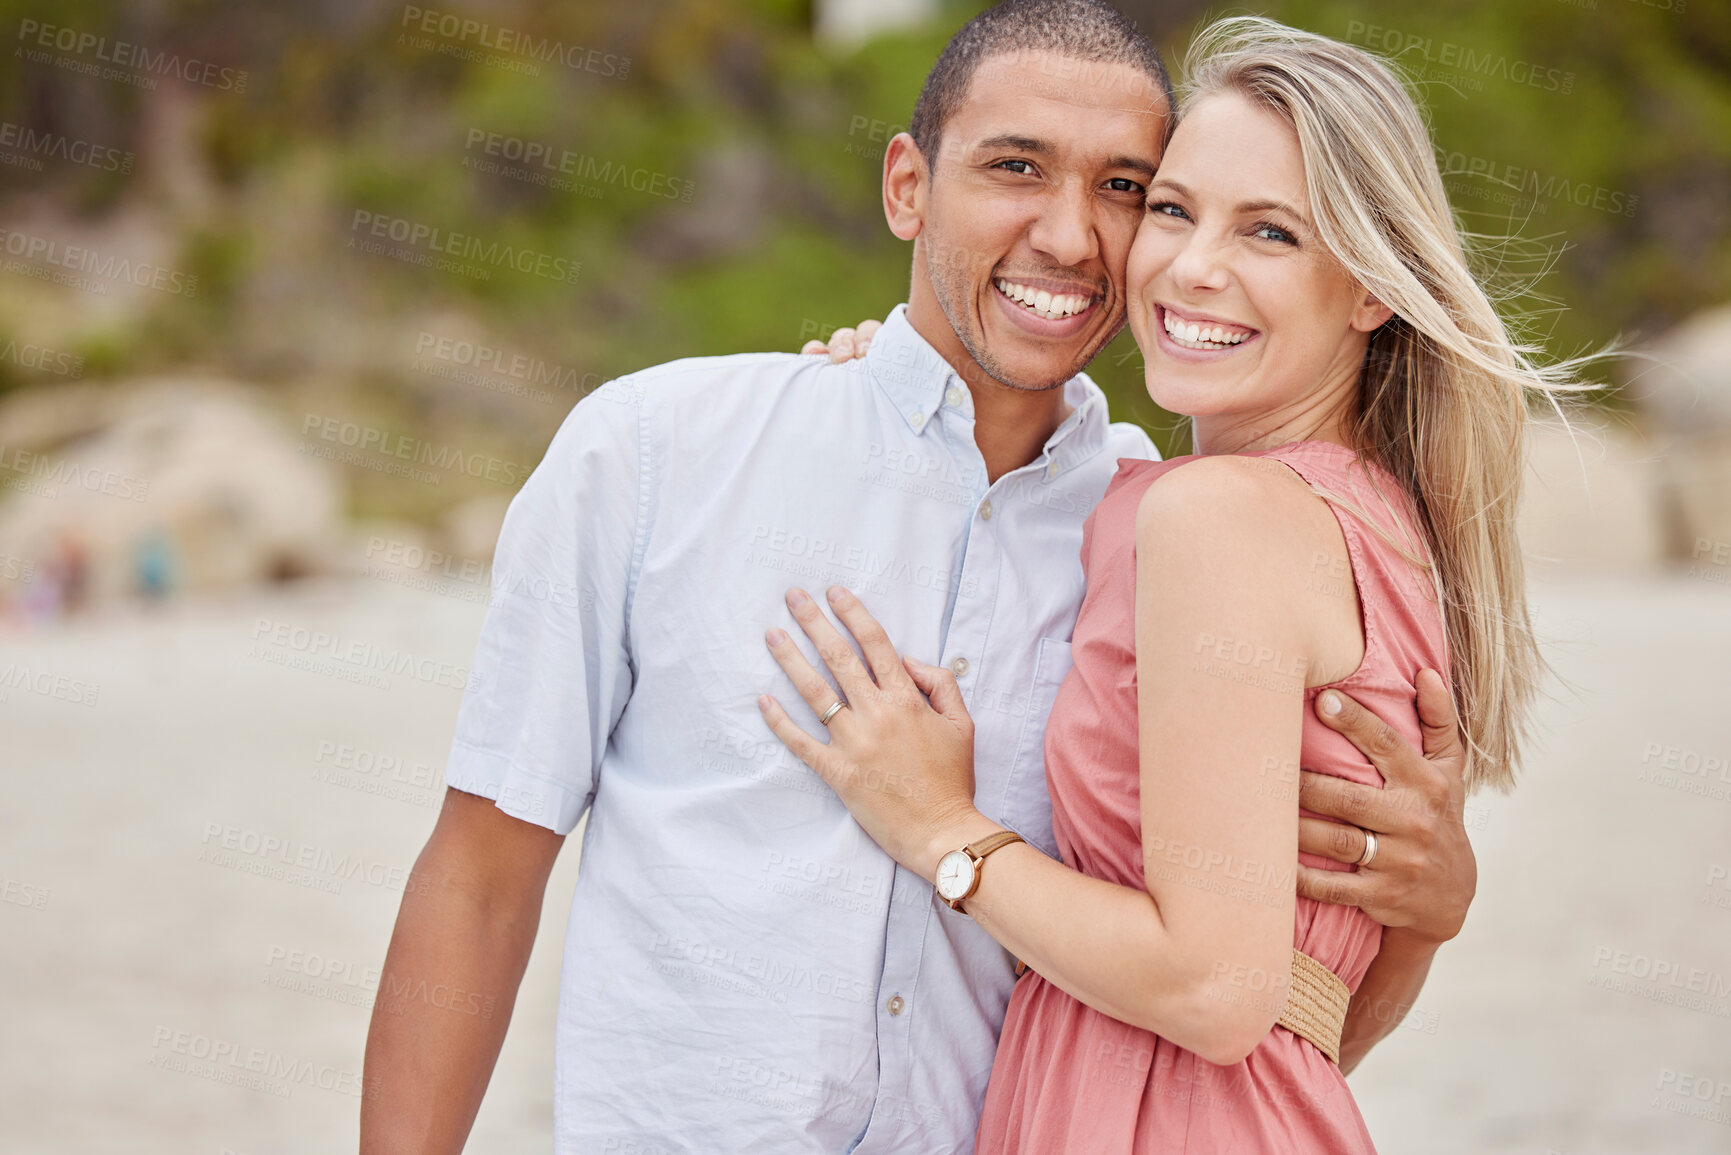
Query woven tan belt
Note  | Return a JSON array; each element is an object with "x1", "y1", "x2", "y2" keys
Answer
[{"x1": 1276, "y1": 948, "x2": 1351, "y2": 1064}]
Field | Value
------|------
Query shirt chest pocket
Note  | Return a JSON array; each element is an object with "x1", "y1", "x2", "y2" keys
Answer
[{"x1": 992, "y1": 637, "x2": 1073, "y2": 859}]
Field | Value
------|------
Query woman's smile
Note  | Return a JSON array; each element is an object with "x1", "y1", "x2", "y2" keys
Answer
[{"x1": 1153, "y1": 303, "x2": 1261, "y2": 359}]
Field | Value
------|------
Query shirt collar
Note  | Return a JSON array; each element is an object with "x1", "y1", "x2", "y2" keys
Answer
[
  {"x1": 861, "y1": 304, "x2": 957, "y2": 435},
  {"x1": 862, "y1": 304, "x2": 1112, "y2": 480}
]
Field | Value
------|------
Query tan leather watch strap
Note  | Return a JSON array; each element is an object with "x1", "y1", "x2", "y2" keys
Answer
[
  {"x1": 966, "y1": 830, "x2": 1026, "y2": 862},
  {"x1": 947, "y1": 830, "x2": 1025, "y2": 911}
]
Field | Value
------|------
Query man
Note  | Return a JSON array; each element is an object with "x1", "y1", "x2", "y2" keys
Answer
[{"x1": 362, "y1": 2, "x2": 1476, "y2": 1151}]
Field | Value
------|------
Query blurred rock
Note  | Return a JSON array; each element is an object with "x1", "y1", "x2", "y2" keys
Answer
[
  {"x1": 1625, "y1": 303, "x2": 1731, "y2": 560},
  {"x1": 0, "y1": 379, "x2": 346, "y2": 609},
  {"x1": 1519, "y1": 412, "x2": 1667, "y2": 573},
  {"x1": 1655, "y1": 432, "x2": 1731, "y2": 564},
  {"x1": 1627, "y1": 303, "x2": 1731, "y2": 435}
]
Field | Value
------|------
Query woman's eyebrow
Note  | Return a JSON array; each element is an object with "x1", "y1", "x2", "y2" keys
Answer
[
  {"x1": 1146, "y1": 178, "x2": 1311, "y2": 225},
  {"x1": 1237, "y1": 197, "x2": 1310, "y2": 225}
]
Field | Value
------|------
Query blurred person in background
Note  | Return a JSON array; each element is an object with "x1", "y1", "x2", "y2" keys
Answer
[
  {"x1": 764, "y1": 15, "x2": 1582, "y2": 1153},
  {"x1": 362, "y1": 3, "x2": 1478, "y2": 1152}
]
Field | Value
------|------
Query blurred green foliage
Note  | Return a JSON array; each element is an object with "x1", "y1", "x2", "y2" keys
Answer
[{"x1": 0, "y1": 0, "x2": 1725, "y2": 465}]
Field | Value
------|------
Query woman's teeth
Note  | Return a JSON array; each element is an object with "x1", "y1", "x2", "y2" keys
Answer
[
  {"x1": 1162, "y1": 309, "x2": 1252, "y2": 350},
  {"x1": 996, "y1": 279, "x2": 1092, "y2": 320}
]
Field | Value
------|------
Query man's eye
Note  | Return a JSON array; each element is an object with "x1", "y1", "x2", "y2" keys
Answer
[
  {"x1": 1105, "y1": 177, "x2": 1144, "y2": 195},
  {"x1": 1254, "y1": 222, "x2": 1298, "y2": 245},
  {"x1": 1148, "y1": 201, "x2": 1190, "y2": 221},
  {"x1": 997, "y1": 159, "x2": 1035, "y2": 175}
]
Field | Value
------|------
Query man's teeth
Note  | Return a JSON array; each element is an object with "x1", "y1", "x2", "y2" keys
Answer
[
  {"x1": 1162, "y1": 309, "x2": 1252, "y2": 349},
  {"x1": 996, "y1": 279, "x2": 1092, "y2": 320}
]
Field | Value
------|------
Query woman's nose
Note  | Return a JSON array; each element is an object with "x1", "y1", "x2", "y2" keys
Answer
[{"x1": 1168, "y1": 231, "x2": 1231, "y2": 294}]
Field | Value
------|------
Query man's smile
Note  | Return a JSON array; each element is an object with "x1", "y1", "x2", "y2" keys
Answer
[{"x1": 994, "y1": 277, "x2": 1097, "y2": 321}]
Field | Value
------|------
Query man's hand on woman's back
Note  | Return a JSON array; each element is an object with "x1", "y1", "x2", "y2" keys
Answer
[{"x1": 1296, "y1": 672, "x2": 1476, "y2": 944}]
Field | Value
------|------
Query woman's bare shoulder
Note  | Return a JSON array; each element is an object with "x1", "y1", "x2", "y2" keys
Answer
[
  {"x1": 1134, "y1": 452, "x2": 1333, "y2": 549},
  {"x1": 1133, "y1": 452, "x2": 1361, "y2": 681}
]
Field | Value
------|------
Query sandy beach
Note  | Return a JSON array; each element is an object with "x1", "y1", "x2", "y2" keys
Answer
[{"x1": 2, "y1": 569, "x2": 1728, "y2": 1154}]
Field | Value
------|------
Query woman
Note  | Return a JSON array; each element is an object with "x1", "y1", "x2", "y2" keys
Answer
[{"x1": 760, "y1": 17, "x2": 1577, "y2": 1152}]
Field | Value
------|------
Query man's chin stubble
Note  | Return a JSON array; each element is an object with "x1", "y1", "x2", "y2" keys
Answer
[
  {"x1": 964, "y1": 320, "x2": 1122, "y2": 394},
  {"x1": 968, "y1": 352, "x2": 1071, "y2": 393}
]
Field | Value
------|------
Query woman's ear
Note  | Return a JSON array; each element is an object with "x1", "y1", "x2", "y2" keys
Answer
[
  {"x1": 883, "y1": 133, "x2": 928, "y2": 243},
  {"x1": 1350, "y1": 289, "x2": 1395, "y2": 334}
]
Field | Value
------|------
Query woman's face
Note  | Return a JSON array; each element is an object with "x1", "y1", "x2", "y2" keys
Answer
[{"x1": 1125, "y1": 91, "x2": 1391, "y2": 449}]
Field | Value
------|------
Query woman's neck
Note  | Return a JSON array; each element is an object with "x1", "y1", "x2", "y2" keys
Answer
[{"x1": 1192, "y1": 376, "x2": 1359, "y2": 458}]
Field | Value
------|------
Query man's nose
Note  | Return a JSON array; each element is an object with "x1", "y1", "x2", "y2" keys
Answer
[{"x1": 1026, "y1": 184, "x2": 1101, "y2": 270}]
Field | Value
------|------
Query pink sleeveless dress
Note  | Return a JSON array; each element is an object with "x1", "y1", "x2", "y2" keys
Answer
[{"x1": 973, "y1": 441, "x2": 1450, "y2": 1154}]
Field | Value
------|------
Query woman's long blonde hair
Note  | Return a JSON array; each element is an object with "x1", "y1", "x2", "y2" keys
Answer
[{"x1": 1182, "y1": 17, "x2": 1590, "y2": 792}]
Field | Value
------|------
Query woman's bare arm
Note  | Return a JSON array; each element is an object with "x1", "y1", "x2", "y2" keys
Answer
[{"x1": 760, "y1": 455, "x2": 1354, "y2": 1065}]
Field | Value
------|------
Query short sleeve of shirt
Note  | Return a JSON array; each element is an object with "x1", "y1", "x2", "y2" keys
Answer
[{"x1": 444, "y1": 380, "x2": 643, "y2": 834}]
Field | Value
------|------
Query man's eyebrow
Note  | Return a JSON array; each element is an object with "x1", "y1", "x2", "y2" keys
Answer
[
  {"x1": 974, "y1": 133, "x2": 1051, "y2": 154},
  {"x1": 973, "y1": 135, "x2": 1156, "y2": 179},
  {"x1": 1105, "y1": 154, "x2": 1158, "y2": 180}
]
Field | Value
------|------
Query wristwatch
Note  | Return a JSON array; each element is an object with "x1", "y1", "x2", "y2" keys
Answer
[{"x1": 934, "y1": 829, "x2": 1025, "y2": 911}]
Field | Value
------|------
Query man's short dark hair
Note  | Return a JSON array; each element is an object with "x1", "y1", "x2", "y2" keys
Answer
[{"x1": 908, "y1": 0, "x2": 1174, "y2": 168}]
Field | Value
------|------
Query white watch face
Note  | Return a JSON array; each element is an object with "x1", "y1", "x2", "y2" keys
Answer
[{"x1": 935, "y1": 850, "x2": 975, "y2": 902}]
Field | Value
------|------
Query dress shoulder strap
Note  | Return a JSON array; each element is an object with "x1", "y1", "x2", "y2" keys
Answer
[{"x1": 1255, "y1": 441, "x2": 1446, "y2": 669}]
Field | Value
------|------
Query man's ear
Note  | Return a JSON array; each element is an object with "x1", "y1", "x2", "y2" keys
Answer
[
  {"x1": 1351, "y1": 289, "x2": 1395, "y2": 334},
  {"x1": 883, "y1": 133, "x2": 927, "y2": 242}
]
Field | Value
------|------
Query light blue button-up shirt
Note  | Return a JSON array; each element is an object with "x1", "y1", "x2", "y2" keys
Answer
[{"x1": 446, "y1": 305, "x2": 1157, "y2": 1154}]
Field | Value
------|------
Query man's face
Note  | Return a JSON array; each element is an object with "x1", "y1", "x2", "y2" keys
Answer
[{"x1": 913, "y1": 50, "x2": 1170, "y2": 392}]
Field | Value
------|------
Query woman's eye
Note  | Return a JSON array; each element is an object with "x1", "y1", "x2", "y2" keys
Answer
[
  {"x1": 1148, "y1": 201, "x2": 1190, "y2": 221},
  {"x1": 1254, "y1": 222, "x2": 1298, "y2": 245}
]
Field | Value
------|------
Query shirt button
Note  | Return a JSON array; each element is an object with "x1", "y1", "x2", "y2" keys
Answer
[
  {"x1": 979, "y1": 500, "x2": 994, "y2": 521},
  {"x1": 1046, "y1": 461, "x2": 1060, "y2": 480},
  {"x1": 887, "y1": 995, "x2": 906, "y2": 1016},
  {"x1": 950, "y1": 656, "x2": 970, "y2": 677},
  {"x1": 910, "y1": 411, "x2": 925, "y2": 429},
  {"x1": 944, "y1": 386, "x2": 963, "y2": 408}
]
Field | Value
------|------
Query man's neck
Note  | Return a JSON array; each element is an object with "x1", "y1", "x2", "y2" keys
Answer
[{"x1": 904, "y1": 299, "x2": 1073, "y2": 485}]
